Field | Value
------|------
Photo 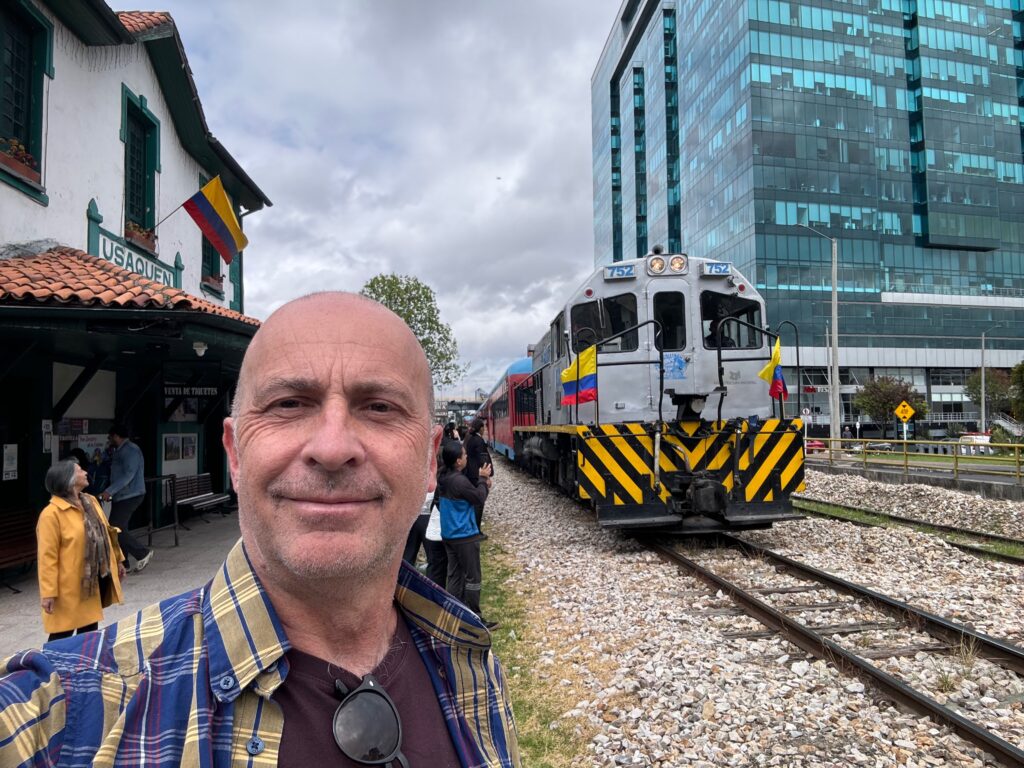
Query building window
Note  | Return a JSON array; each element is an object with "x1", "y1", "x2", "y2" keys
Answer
[
  {"x1": 120, "y1": 85, "x2": 161, "y2": 244},
  {"x1": 0, "y1": 1, "x2": 52, "y2": 195},
  {"x1": 663, "y1": 10, "x2": 681, "y2": 253},
  {"x1": 633, "y1": 67, "x2": 647, "y2": 257}
]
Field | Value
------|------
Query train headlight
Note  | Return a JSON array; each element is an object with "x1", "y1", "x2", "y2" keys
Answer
[
  {"x1": 669, "y1": 255, "x2": 687, "y2": 273},
  {"x1": 648, "y1": 256, "x2": 667, "y2": 274},
  {"x1": 690, "y1": 396, "x2": 707, "y2": 413}
]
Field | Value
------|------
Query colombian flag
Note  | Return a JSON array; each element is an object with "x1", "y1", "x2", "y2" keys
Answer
[
  {"x1": 758, "y1": 337, "x2": 789, "y2": 401},
  {"x1": 183, "y1": 176, "x2": 248, "y2": 264},
  {"x1": 561, "y1": 345, "x2": 598, "y2": 405}
]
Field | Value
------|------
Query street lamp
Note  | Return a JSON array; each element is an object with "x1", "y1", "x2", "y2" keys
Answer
[
  {"x1": 980, "y1": 323, "x2": 1003, "y2": 434},
  {"x1": 798, "y1": 223, "x2": 841, "y2": 442}
]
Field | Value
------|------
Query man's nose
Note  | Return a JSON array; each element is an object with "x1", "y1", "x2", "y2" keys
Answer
[{"x1": 301, "y1": 404, "x2": 367, "y2": 470}]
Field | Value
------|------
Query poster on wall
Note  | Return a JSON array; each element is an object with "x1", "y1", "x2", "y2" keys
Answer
[
  {"x1": 3, "y1": 444, "x2": 17, "y2": 480},
  {"x1": 182, "y1": 434, "x2": 197, "y2": 459},
  {"x1": 165, "y1": 397, "x2": 199, "y2": 422},
  {"x1": 164, "y1": 435, "x2": 182, "y2": 461},
  {"x1": 78, "y1": 434, "x2": 109, "y2": 467}
]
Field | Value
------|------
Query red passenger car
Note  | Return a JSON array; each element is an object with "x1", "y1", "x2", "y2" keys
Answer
[{"x1": 479, "y1": 357, "x2": 535, "y2": 460}]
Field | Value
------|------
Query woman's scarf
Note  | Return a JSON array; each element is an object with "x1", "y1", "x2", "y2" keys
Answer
[{"x1": 79, "y1": 495, "x2": 111, "y2": 596}]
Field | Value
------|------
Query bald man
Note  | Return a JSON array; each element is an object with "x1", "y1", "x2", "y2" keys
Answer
[{"x1": 0, "y1": 293, "x2": 521, "y2": 768}]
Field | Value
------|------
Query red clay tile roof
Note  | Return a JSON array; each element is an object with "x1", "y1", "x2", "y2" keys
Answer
[
  {"x1": 0, "y1": 246, "x2": 260, "y2": 327},
  {"x1": 116, "y1": 11, "x2": 174, "y2": 35}
]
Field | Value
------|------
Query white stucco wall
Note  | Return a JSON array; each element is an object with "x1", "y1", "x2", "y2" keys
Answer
[{"x1": 0, "y1": 9, "x2": 240, "y2": 307}]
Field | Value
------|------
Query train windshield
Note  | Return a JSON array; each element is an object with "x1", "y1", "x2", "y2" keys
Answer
[
  {"x1": 700, "y1": 292, "x2": 763, "y2": 349},
  {"x1": 570, "y1": 293, "x2": 639, "y2": 353}
]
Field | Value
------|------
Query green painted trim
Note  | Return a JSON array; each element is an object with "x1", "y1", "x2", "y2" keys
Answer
[
  {"x1": 120, "y1": 84, "x2": 162, "y2": 227},
  {"x1": 0, "y1": 166, "x2": 48, "y2": 204},
  {"x1": 16, "y1": 0, "x2": 54, "y2": 78},
  {"x1": 229, "y1": 251, "x2": 242, "y2": 312},
  {"x1": 86, "y1": 198, "x2": 103, "y2": 253}
]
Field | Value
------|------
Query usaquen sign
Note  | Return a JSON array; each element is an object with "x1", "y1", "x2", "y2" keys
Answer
[{"x1": 97, "y1": 231, "x2": 177, "y2": 285}]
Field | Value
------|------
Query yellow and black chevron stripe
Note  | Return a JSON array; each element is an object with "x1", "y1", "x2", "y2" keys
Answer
[{"x1": 571, "y1": 419, "x2": 806, "y2": 508}]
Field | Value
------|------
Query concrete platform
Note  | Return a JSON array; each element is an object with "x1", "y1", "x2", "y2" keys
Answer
[{"x1": 0, "y1": 513, "x2": 240, "y2": 657}]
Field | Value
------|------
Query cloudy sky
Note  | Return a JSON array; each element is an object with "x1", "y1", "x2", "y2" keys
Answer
[{"x1": 130, "y1": 0, "x2": 623, "y2": 397}]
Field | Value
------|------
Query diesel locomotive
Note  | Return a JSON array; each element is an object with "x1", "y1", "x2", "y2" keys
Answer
[{"x1": 479, "y1": 251, "x2": 807, "y2": 534}]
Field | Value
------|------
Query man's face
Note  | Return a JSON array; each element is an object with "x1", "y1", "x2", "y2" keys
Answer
[{"x1": 224, "y1": 295, "x2": 441, "y2": 585}]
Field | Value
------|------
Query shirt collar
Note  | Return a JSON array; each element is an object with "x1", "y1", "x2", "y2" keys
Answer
[
  {"x1": 202, "y1": 540, "x2": 290, "y2": 703},
  {"x1": 202, "y1": 540, "x2": 492, "y2": 704},
  {"x1": 395, "y1": 560, "x2": 493, "y2": 649}
]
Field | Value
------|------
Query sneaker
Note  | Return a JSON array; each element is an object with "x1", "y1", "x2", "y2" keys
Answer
[{"x1": 133, "y1": 551, "x2": 154, "y2": 573}]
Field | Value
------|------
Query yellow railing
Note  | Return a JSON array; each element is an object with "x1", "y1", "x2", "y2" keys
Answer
[{"x1": 805, "y1": 437, "x2": 1023, "y2": 483}]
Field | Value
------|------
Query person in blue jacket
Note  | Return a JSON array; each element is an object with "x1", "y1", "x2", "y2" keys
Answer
[
  {"x1": 99, "y1": 424, "x2": 153, "y2": 573},
  {"x1": 436, "y1": 440, "x2": 496, "y2": 628}
]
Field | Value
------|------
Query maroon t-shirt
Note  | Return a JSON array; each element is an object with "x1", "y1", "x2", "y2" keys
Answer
[{"x1": 275, "y1": 615, "x2": 461, "y2": 768}]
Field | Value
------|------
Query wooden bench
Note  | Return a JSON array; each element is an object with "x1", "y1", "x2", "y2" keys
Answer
[
  {"x1": 172, "y1": 473, "x2": 231, "y2": 527},
  {"x1": 0, "y1": 509, "x2": 38, "y2": 592}
]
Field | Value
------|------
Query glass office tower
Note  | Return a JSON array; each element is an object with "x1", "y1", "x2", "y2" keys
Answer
[{"x1": 593, "y1": 0, "x2": 1024, "y2": 432}]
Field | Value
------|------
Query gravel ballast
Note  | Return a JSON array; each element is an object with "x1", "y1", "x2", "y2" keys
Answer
[{"x1": 486, "y1": 460, "x2": 1023, "y2": 766}]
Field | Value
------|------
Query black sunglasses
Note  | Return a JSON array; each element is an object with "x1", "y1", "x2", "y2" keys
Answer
[{"x1": 333, "y1": 675, "x2": 409, "y2": 768}]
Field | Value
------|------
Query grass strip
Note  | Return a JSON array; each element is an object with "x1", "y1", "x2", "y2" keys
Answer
[
  {"x1": 481, "y1": 538, "x2": 592, "y2": 768},
  {"x1": 793, "y1": 498, "x2": 1024, "y2": 562}
]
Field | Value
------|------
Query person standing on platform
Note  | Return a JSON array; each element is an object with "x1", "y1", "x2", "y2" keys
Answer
[
  {"x1": 36, "y1": 459, "x2": 125, "y2": 641},
  {"x1": 99, "y1": 424, "x2": 153, "y2": 573},
  {"x1": 437, "y1": 440, "x2": 495, "y2": 628},
  {"x1": 462, "y1": 417, "x2": 493, "y2": 530}
]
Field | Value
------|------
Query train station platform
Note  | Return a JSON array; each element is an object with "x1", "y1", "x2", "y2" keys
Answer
[{"x1": 0, "y1": 513, "x2": 240, "y2": 657}]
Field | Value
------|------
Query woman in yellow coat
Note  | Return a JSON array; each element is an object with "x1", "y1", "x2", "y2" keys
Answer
[{"x1": 37, "y1": 459, "x2": 126, "y2": 640}]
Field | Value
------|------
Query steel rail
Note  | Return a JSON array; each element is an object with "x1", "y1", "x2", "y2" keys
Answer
[
  {"x1": 791, "y1": 495, "x2": 1024, "y2": 565},
  {"x1": 720, "y1": 534, "x2": 1024, "y2": 675},
  {"x1": 647, "y1": 541, "x2": 1024, "y2": 768}
]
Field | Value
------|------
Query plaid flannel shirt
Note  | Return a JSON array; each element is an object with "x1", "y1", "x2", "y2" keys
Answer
[{"x1": 0, "y1": 540, "x2": 520, "y2": 767}]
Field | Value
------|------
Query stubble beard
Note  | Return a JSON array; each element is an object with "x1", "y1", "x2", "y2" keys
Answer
[{"x1": 236, "y1": 463, "x2": 403, "y2": 588}]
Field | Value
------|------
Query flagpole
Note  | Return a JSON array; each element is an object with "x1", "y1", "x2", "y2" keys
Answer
[{"x1": 153, "y1": 202, "x2": 186, "y2": 233}]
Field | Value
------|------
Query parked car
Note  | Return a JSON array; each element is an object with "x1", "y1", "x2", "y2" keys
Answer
[
  {"x1": 805, "y1": 439, "x2": 827, "y2": 453},
  {"x1": 850, "y1": 441, "x2": 894, "y2": 452}
]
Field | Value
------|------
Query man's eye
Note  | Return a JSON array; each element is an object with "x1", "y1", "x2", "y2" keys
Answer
[
  {"x1": 273, "y1": 399, "x2": 303, "y2": 410},
  {"x1": 368, "y1": 402, "x2": 393, "y2": 413}
]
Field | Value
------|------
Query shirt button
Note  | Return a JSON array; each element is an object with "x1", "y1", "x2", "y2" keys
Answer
[
  {"x1": 247, "y1": 736, "x2": 265, "y2": 755},
  {"x1": 219, "y1": 675, "x2": 235, "y2": 691}
]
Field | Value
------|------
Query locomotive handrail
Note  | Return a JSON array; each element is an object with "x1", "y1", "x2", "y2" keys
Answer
[
  {"x1": 563, "y1": 319, "x2": 665, "y2": 426},
  {"x1": 711, "y1": 318, "x2": 800, "y2": 423}
]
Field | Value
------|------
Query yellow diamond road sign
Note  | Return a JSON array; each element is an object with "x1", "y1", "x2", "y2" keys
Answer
[{"x1": 895, "y1": 400, "x2": 915, "y2": 423}]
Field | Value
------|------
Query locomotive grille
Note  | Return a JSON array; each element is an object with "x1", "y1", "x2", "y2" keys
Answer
[{"x1": 573, "y1": 419, "x2": 806, "y2": 508}]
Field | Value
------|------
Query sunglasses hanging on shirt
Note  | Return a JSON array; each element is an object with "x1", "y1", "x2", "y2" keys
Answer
[{"x1": 332, "y1": 675, "x2": 409, "y2": 768}]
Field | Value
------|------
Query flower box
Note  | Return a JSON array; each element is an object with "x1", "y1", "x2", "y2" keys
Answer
[
  {"x1": 125, "y1": 227, "x2": 157, "y2": 253},
  {"x1": 0, "y1": 150, "x2": 41, "y2": 185}
]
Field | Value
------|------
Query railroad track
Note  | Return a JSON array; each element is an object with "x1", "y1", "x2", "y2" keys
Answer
[
  {"x1": 645, "y1": 535, "x2": 1024, "y2": 767},
  {"x1": 791, "y1": 494, "x2": 1024, "y2": 566}
]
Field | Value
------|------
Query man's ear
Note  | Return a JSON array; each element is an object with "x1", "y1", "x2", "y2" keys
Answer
[{"x1": 223, "y1": 417, "x2": 241, "y2": 485}]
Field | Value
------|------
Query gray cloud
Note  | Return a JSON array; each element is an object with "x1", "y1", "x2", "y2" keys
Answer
[{"x1": 136, "y1": 0, "x2": 622, "y2": 396}]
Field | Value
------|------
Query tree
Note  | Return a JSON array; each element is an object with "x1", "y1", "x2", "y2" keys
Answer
[
  {"x1": 963, "y1": 368, "x2": 1012, "y2": 415},
  {"x1": 360, "y1": 274, "x2": 466, "y2": 388},
  {"x1": 1010, "y1": 361, "x2": 1024, "y2": 421},
  {"x1": 852, "y1": 376, "x2": 928, "y2": 423}
]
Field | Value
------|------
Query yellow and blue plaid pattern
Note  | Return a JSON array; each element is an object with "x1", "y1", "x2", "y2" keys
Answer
[{"x1": 0, "y1": 540, "x2": 520, "y2": 767}]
